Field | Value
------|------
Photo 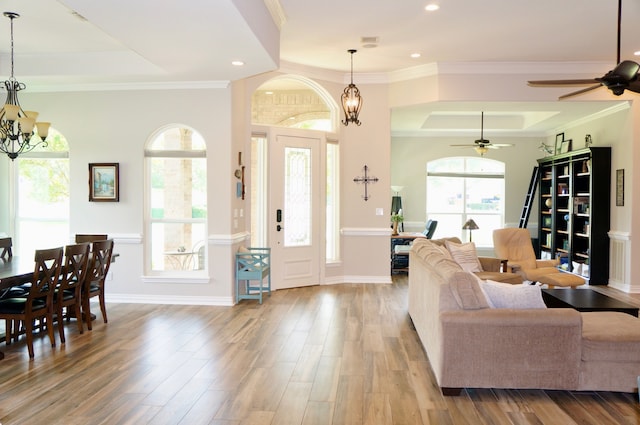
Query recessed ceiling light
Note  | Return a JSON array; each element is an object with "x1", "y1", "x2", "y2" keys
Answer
[
  {"x1": 231, "y1": 60, "x2": 245, "y2": 66},
  {"x1": 634, "y1": 51, "x2": 640, "y2": 56},
  {"x1": 410, "y1": 53, "x2": 421, "y2": 58},
  {"x1": 425, "y1": 4, "x2": 439, "y2": 12}
]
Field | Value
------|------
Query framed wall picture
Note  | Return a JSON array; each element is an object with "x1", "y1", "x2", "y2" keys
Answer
[
  {"x1": 89, "y1": 163, "x2": 120, "y2": 202},
  {"x1": 560, "y1": 139, "x2": 572, "y2": 154},
  {"x1": 616, "y1": 169, "x2": 624, "y2": 206},
  {"x1": 554, "y1": 133, "x2": 565, "y2": 154}
]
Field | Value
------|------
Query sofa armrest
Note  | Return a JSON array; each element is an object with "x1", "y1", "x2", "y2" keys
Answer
[
  {"x1": 438, "y1": 308, "x2": 582, "y2": 390},
  {"x1": 478, "y1": 257, "x2": 507, "y2": 272}
]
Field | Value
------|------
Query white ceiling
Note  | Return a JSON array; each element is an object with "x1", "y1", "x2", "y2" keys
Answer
[{"x1": 0, "y1": 0, "x2": 636, "y2": 137}]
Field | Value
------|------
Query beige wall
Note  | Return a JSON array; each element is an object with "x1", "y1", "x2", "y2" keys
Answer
[
  {"x1": 0, "y1": 64, "x2": 638, "y2": 301},
  {"x1": 391, "y1": 135, "x2": 542, "y2": 231}
]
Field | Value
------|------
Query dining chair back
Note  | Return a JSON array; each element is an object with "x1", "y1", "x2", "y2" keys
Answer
[
  {"x1": 82, "y1": 239, "x2": 114, "y2": 330},
  {"x1": 0, "y1": 237, "x2": 12, "y2": 260},
  {"x1": 75, "y1": 234, "x2": 108, "y2": 243},
  {"x1": 55, "y1": 243, "x2": 91, "y2": 343},
  {"x1": 0, "y1": 246, "x2": 63, "y2": 358},
  {"x1": 423, "y1": 220, "x2": 438, "y2": 239}
]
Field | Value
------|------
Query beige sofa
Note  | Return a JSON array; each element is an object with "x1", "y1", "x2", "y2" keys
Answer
[{"x1": 408, "y1": 237, "x2": 640, "y2": 394}]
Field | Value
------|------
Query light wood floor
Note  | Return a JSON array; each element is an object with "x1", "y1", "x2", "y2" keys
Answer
[{"x1": 0, "y1": 276, "x2": 639, "y2": 425}]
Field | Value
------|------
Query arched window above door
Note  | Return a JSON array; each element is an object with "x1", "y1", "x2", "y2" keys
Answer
[{"x1": 252, "y1": 76, "x2": 338, "y2": 131}]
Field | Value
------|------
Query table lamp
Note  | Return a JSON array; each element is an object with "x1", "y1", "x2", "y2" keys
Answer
[{"x1": 462, "y1": 218, "x2": 479, "y2": 242}]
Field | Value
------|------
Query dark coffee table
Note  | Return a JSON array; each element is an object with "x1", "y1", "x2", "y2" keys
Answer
[{"x1": 542, "y1": 288, "x2": 639, "y2": 317}]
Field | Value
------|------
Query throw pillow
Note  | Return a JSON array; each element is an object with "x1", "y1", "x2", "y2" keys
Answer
[
  {"x1": 449, "y1": 273, "x2": 491, "y2": 310},
  {"x1": 572, "y1": 261, "x2": 583, "y2": 275},
  {"x1": 479, "y1": 280, "x2": 547, "y2": 309},
  {"x1": 445, "y1": 240, "x2": 483, "y2": 273}
]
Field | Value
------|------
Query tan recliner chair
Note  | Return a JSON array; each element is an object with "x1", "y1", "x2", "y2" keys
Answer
[
  {"x1": 492, "y1": 228, "x2": 560, "y2": 282},
  {"x1": 493, "y1": 228, "x2": 585, "y2": 288}
]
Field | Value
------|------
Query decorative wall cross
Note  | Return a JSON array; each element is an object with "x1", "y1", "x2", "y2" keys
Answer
[{"x1": 353, "y1": 165, "x2": 379, "y2": 201}]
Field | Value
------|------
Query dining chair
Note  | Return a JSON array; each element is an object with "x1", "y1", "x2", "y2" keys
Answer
[
  {"x1": 0, "y1": 237, "x2": 12, "y2": 260},
  {"x1": 0, "y1": 246, "x2": 63, "y2": 358},
  {"x1": 82, "y1": 239, "x2": 114, "y2": 330},
  {"x1": 75, "y1": 234, "x2": 108, "y2": 243},
  {"x1": 55, "y1": 243, "x2": 90, "y2": 343},
  {"x1": 423, "y1": 220, "x2": 438, "y2": 239}
]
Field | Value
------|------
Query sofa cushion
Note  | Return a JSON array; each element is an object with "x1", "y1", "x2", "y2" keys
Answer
[
  {"x1": 581, "y1": 311, "x2": 640, "y2": 362},
  {"x1": 479, "y1": 280, "x2": 547, "y2": 309},
  {"x1": 449, "y1": 273, "x2": 490, "y2": 310},
  {"x1": 445, "y1": 241, "x2": 483, "y2": 273}
]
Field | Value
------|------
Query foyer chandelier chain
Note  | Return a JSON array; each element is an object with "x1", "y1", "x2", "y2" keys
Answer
[
  {"x1": 341, "y1": 49, "x2": 362, "y2": 126},
  {"x1": 0, "y1": 11, "x2": 50, "y2": 160}
]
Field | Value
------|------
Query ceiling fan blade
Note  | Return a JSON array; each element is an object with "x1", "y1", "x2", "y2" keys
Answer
[
  {"x1": 488, "y1": 143, "x2": 514, "y2": 148},
  {"x1": 450, "y1": 144, "x2": 479, "y2": 147},
  {"x1": 625, "y1": 78, "x2": 640, "y2": 94},
  {"x1": 558, "y1": 84, "x2": 603, "y2": 100},
  {"x1": 528, "y1": 79, "x2": 599, "y2": 87}
]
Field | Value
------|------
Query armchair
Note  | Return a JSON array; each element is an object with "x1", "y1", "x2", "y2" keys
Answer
[{"x1": 492, "y1": 228, "x2": 559, "y2": 282}]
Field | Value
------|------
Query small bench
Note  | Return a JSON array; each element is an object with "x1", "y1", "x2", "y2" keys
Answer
[{"x1": 537, "y1": 272, "x2": 585, "y2": 289}]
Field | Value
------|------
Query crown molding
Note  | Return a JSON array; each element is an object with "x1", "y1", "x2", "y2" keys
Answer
[{"x1": 27, "y1": 80, "x2": 230, "y2": 93}]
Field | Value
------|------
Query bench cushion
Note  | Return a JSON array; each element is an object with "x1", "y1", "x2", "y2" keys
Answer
[{"x1": 581, "y1": 312, "x2": 640, "y2": 362}]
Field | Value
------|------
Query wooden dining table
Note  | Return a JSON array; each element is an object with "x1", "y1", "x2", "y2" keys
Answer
[{"x1": 0, "y1": 256, "x2": 37, "y2": 289}]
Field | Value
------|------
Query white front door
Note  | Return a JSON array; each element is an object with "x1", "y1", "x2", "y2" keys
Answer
[{"x1": 268, "y1": 129, "x2": 323, "y2": 289}]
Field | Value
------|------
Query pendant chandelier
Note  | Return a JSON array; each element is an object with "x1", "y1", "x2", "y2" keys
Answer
[
  {"x1": 341, "y1": 49, "x2": 362, "y2": 126},
  {"x1": 0, "y1": 12, "x2": 50, "y2": 160}
]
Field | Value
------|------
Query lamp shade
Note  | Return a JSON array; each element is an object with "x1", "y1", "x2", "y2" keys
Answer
[
  {"x1": 462, "y1": 218, "x2": 479, "y2": 230},
  {"x1": 391, "y1": 196, "x2": 402, "y2": 215}
]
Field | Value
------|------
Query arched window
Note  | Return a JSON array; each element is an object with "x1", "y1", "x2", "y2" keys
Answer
[
  {"x1": 426, "y1": 157, "x2": 505, "y2": 246},
  {"x1": 145, "y1": 126, "x2": 207, "y2": 274},
  {"x1": 252, "y1": 76, "x2": 337, "y2": 131},
  {"x1": 15, "y1": 128, "x2": 70, "y2": 257}
]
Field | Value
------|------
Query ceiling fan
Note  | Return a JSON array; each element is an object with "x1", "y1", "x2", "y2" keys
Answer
[
  {"x1": 450, "y1": 112, "x2": 514, "y2": 156},
  {"x1": 528, "y1": 0, "x2": 640, "y2": 99}
]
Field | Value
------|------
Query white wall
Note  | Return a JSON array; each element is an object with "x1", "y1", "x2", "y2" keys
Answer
[{"x1": 3, "y1": 86, "x2": 239, "y2": 304}]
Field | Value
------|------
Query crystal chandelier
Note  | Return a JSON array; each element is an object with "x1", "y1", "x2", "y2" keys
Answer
[
  {"x1": 341, "y1": 49, "x2": 362, "y2": 126},
  {"x1": 0, "y1": 12, "x2": 50, "y2": 160}
]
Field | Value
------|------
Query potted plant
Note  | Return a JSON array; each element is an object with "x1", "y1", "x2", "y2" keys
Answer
[{"x1": 391, "y1": 211, "x2": 403, "y2": 236}]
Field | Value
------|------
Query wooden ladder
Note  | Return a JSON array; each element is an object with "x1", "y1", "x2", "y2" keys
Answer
[{"x1": 518, "y1": 166, "x2": 539, "y2": 228}]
